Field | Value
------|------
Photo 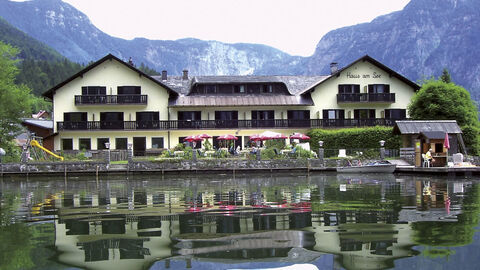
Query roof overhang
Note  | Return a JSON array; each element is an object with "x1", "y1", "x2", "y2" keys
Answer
[{"x1": 42, "y1": 54, "x2": 178, "y2": 99}]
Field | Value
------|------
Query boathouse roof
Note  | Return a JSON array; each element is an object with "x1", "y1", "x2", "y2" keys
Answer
[{"x1": 393, "y1": 120, "x2": 462, "y2": 135}]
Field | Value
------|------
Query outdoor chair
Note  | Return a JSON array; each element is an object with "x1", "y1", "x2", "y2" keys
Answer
[{"x1": 422, "y1": 153, "x2": 430, "y2": 167}]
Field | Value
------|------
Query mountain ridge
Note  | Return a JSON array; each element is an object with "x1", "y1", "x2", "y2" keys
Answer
[
  {"x1": 0, "y1": 0, "x2": 303, "y2": 76},
  {"x1": 0, "y1": 0, "x2": 479, "y2": 103}
]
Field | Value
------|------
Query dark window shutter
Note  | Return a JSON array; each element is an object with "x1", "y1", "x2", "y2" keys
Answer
[
  {"x1": 339, "y1": 110, "x2": 345, "y2": 119},
  {"x1": 370, "y1": 110, "x2": 376, "y2": 119},
  {"x1": 354, "y1": 85, "x2": 360, "y2": 93},
  {"x1": 385, "y1": 84, "x2": 390, "y2": 93},
  {"x1": 354, "y1": 110, "x2": 359, "y2": 119},
  {"x1": 323, "y1": 110, "x2": 328, "y2": 119}
]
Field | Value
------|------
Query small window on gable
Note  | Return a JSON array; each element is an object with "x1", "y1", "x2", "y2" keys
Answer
[
  {"x1": 118, "y1": 86, "x2": 141, "y2": 95},
  {"x1": 82, "y1": 86, "x2": 106, "y2": 95},
  {"x1": 368, "y1": 84, "x2": 390, "y2": 93},
  {"x1": 338, "y1": 84, "x2": 360, "y2": 94}
]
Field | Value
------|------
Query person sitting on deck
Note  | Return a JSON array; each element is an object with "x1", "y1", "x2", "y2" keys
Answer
[{"x1": 425, "y1": 148, "x2": 435, "y2": 164}]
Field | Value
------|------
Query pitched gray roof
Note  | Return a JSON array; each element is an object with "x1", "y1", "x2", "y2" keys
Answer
[
  {"x1": 155, "y1": 75, "x2": 328, "y2": 96},
  {"x1": 22, "y1": 119, "x2": 53, "y2": 129},
  {"x1": 169, "y1": 95, "x2": 314, "y2": 107},
  {"x1": 393, "y1": 120, "x2": 462, "y2": 135}
]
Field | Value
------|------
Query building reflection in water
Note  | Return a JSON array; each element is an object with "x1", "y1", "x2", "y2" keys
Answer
[{"x1": 3, "y1": 173, "x2": 475, "y2": 270}]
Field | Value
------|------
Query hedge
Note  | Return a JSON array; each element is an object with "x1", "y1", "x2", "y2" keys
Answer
[{"x1": 307, "y1": 126, "x2": 401, "y2": 152}]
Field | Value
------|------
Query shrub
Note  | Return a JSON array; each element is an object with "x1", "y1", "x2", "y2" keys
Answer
[
  {"x1": 295, "y1": 147, "x2": 315, "y2": 159},
  {"x1": 265, "y1": 139, "x2": 286, "y2": 150},
  {"x1": 308, "y1": 126, "x2": 400, "y2": 152},
  {"x1": 203, "y1": 140, "x2": 213, "y2": 151},
  {"x1": 174, "y1": 143, "x2": 185, "y2": 151},
  {"x1": 261, "y1": 148, "x2": 279, "y2": 159}
]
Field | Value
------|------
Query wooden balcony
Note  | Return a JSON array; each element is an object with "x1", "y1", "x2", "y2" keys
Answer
[
  {"x1": 74, "y1": 95, "x2": 147, "y2": 105},
  {"x1": 337, "y1": 93, "x2": 395, "y2": 103},
  {"x1": 57, "y1": 118, "x2": 402, "y2": 131}
]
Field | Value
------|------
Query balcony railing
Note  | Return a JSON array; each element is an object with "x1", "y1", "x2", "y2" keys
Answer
[
  {"x1": 337, "y1": 93, "x2": 395, "y2": 103},
  {"x1": 74, "y1": 95, "x2": 148, "y2": 105},
  {"x1": 57, "y1": 118, "x2": 402, "y2": 131}
]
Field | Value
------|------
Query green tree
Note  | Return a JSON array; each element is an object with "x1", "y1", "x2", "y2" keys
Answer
[
  {"x1": 0, "y1": 42, "x2": 33, "y2": 151},
  {"x1": 408, "y1": 79, "x2": 480, "y2": 154},
  {"x1": 440, "y1": 68, "x2": 452, "y2": 83}
]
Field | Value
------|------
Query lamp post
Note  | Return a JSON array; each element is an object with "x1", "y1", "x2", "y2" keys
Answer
[
  {"x1": 192, "y1": 141, "x2": 197, "y2": 162},
  {"x1": 21, "y1": 144, "x2": 28, "y2": 163},
  {"x1": 256, "y1": 140, "x2": 261, "y2": 161},
  {"x1": 104, "y1": 142, "x2": 111, "y2": 164},
  {"x1": 127, "y1": 143, "x2": 133, "y2": 162},
  {"x1": 379, "y1": 140, "x2": 385, "y2": 160},
  {"x1": 318, "y1": 141, "x2": 324, "y2": 166}
]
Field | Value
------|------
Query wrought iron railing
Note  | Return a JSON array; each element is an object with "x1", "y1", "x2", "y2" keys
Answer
[
  {"x1": 337, "y1": 93, "x2": 395, "y2": 103},
  {"x1": 74, "y1": 95, "x2": 148, "y2": 105},
  {"x1": 57, "y1": 118, "x2": 402, "y2": 131}
]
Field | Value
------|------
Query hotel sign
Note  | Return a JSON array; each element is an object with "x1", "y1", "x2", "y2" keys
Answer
[{"x1": 346, "y1": 72, "x2": 382, "y2": 79}]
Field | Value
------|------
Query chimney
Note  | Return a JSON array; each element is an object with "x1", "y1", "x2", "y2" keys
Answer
[
  {"x1": 182, "y1": 70, "x2": 189, "y2": 80},
  {"x1": 161, "y1": 70, "x2": 167, "y2": 81},
  {"x1": 330, "y1": 62, "x2": 338, "y2": 74}
]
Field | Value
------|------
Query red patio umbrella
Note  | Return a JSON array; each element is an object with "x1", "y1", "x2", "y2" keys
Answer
[
  {"x1": 199, "y1": 133, "x2": 212, "y2": 139},
  {"x1": 183, "y1": 135, "x2": 203, "y2": 142},
  {"x1": 218, "y1": 134, "x2": 238, "y2": 140},
  {"x1": 290, "y1": 133, "x2": 310, "y2": 140},
  {"x1": 260, "y1": 131, "x2": 287, "y2": 140},
  {"x1": 443, "y1": 132, "x2": 450, "y2": 150},
  {"x1": 249, "y1": 134, "x2": 263, "y2": 141}
]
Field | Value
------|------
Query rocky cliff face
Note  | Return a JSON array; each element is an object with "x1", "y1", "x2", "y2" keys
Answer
[
  {"x1": 0, "y1": 0, "x2": 302, "y2": 75},
  {"x1": 306, "y1": 0, "x2": 480, "y2": 101},
  {"x1": 1, "y1": 0, "x2": 479, "y2": 102}
]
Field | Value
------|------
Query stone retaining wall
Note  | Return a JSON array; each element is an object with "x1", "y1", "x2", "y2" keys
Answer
[
  {"x1": 0, "y1": 158, "x2": 330, "y2": 175},
  {"x1": 1, "y1": 161, "x2": 109, "y2": 175},
  {"x1": 129, "y1": 159, "x2": 327, "y2": 172}
]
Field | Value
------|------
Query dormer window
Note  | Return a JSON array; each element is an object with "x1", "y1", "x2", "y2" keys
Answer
[
  {"x1": 262, "y1": 85, "x2": 273, "y2": 93},
  {"x1": 205, "y1": 85, "x2": 216, "y2": 94},
  {"x1": 234, "y1": 85, "x2": 245, "y2": 93}
]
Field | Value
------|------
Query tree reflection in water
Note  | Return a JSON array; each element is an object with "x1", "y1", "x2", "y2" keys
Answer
[{"x1": 0, "y1": 173, "x2": 479, "y2": 270}]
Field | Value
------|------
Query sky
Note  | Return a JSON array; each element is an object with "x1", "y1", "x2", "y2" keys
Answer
[{"x1": 59, "y1": 0, "x2": 410, "y2": 57}]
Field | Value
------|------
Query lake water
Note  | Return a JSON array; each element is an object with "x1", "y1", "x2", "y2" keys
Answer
[{"x1": 1, "y1": 172, "x2": 479, "y2": 270}]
